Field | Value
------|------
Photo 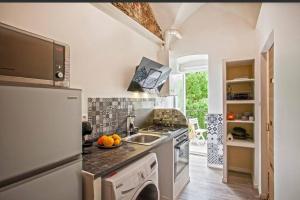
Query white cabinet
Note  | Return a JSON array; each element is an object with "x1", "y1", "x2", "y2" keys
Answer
[
  {"x1": 82, "y1": 171, "x2": 101, "y2": 200},
  {"x1": 151, "y1": 139, "x2": 174, "y2": 200}
]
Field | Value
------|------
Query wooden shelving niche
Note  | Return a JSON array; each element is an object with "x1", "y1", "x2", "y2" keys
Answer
[{"x1": 223, "y1": 58, "x2": 257, "y2": 187}]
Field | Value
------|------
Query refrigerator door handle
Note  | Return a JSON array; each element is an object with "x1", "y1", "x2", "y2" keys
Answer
[
  {"x1": 0, "y1": 155, "x2": 81, "y2": 190},
  {"x1": 0, "y1": 158, "x2": 82, "y2": 200}
]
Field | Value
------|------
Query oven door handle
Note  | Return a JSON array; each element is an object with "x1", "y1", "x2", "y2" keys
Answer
[{"x1": 175, "y1": 139, "x2": 189, "y2": 149}]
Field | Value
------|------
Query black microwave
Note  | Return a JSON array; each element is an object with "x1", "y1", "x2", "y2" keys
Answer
[{"x1": 0, "y1": 22, "x2": 70, "y2": 87}]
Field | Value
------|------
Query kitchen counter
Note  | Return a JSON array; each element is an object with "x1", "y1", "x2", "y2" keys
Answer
[{"x1": 82, "y1": 128, "x2": 187, "y2": 179}]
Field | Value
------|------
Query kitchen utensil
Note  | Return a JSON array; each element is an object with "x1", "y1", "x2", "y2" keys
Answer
[
  {"x1": 82, "y1": 121, "x2": 93, "y2": 154},
  {"x1": 231, "y1": 127, "x2": 248, "y2": 139},
  {"x1": 241, "y1": 116, "x2": 248, "y2": 121},
  {"x1": 82, "y1": 121, "x2": 93, "y2": 136},
  {"x1": 231, "y1": 92, "x2": 252, "y2": 100},
  {"x1": 236, "y1": 113, "x2": 242, "y2": 119},
  {"x1": 244, "y1": 112, "x2": 252, "y2": 117}
]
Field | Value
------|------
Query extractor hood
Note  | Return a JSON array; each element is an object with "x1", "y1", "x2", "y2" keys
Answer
[{"x1": 127, "y1": 57, "x2": 171, "y2": 94}]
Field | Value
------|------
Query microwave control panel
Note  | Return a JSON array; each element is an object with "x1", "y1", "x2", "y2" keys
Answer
[{"x1": 53, "y1": 43, "x2": 65, "y2": 81}]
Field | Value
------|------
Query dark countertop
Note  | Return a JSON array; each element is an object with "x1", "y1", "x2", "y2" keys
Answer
[{"x1": 82, "y1": 128, "x2": 187, "y2": 179}]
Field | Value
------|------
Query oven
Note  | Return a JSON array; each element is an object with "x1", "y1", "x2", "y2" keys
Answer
[{"x1": 174, "y1": 130, "x2": 189, "y2": 181}]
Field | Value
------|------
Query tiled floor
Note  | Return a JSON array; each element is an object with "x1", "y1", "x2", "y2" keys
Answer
[{"x1": 178, "y1": 155, "x2": 260, "y2": 200}]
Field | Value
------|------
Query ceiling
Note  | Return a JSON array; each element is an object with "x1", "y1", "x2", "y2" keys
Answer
[
  {"x1": 150, "y1": 3, "x2": 261, "y2": 33},
  {"x1": 211, "y1": 3, "x2": 262, "y2": 28},
  {"x1": 150, "y1": 3, "x2": 205, "y2": 32}
]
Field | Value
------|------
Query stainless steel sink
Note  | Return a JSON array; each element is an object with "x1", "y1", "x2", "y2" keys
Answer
[{"x1": 123, "y1": 133, "x2": 166, "y2": 146}]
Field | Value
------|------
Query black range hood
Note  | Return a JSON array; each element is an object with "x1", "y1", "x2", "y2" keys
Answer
[{"x1": 127, "y1": 57, "x2": 171, "y2": 94}]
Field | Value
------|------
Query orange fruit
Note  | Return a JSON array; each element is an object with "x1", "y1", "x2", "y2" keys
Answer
[
  {"x1": 112, "y1": 134, "x2": 121, "y2": 141},
  {"x1": 97, "y1": 135, "x2": 107, "y2": 145},
  {"x1": 103, "y1": 136, "x2": 114, "y2": 147},
  {"x1": 114, "y1": 138, "x2": 121, "y2": 146}
]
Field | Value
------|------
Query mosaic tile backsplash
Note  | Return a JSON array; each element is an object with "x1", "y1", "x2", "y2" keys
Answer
[
  {"x1": 207, "y1": 113, "x2": 224, "y2": 168},
  {"x1": 153, "y1": 108, "x2": 187, "y2": 126},
  {"x1": 88, "y1": 97, "x2": 174, "y2": 139}
]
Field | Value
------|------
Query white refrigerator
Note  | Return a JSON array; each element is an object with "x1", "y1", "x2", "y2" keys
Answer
[{"x1": 0, "y1": 85, "x2": 82, "y2": 200}]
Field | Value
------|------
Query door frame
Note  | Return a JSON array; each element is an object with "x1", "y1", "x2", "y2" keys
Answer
[{"x1": 260, "y1": 31, "x2": 274, "y2": 200}]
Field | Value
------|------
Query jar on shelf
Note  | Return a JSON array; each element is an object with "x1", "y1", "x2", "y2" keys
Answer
[{"x1": 227, "y1": 112, "x2": 235, "y2": 120}]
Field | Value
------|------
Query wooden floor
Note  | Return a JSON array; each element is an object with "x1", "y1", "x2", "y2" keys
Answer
[{"x1": 178, "y1": 155, "x2": 259, "y2": 200}]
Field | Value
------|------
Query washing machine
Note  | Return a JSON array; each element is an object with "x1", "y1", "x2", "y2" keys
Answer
[{"x1": 102, "y1": 153, "x2": 159, "y2": 200}]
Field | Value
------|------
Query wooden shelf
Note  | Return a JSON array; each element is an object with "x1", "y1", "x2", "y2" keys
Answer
[
  {"x1": 226, "y1": 100, "x2": 255, "y2": 104},
  {"x1": 223, "y1": 58, "x2": 257, "y2": 185},
  {"x1": 227, "y1": 139, "x2": 255, "y2": 148},
  {"x1": 226, "y1": 78, "x2": 254, "y2": 84},
  {"x1": 227, "y1": 120, "x2": 255, "y2": 124}
]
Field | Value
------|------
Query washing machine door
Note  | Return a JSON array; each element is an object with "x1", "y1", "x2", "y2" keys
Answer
[{"x1": 131, "y1": 180, "x2": 159, "y2": 200}]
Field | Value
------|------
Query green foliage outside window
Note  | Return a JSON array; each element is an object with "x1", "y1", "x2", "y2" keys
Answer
[{"x1": 186, "y1": 71, "x2": 208, "y2": 129}]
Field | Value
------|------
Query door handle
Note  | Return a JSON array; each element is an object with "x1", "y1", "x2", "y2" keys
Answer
[
  {"x1": 175, "y1": 139, "x2": 189, "y2": 149},
  {"x1": 270, "y1": 163, "x2": 274, "y2": 171},
  {"x1": 67, "y1": 96, "x2": 78, "y2": 100},
  {"x1": 266, "y1": 123, "x2": 270, "y2": 132}
]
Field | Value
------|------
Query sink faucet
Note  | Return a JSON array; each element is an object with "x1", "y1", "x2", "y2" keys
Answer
[{"x1": 127, "y1": 114, "x2": 136, "y2": 136}]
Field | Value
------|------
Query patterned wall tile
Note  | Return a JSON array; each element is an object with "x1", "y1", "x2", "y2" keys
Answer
[
  {"x1": 207, "y1": 114, "x2": 223, "y2": 167},
  {"x1": 87, "y1": 97, "x2": 172, "y2": 140}
]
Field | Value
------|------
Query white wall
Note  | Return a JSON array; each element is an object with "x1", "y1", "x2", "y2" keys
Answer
[
  {"x1": 256, "y1": 4, "x2": 300, "y2": 199},
  {"x1": 171, "y1": 4, "x2": 257, "y2": 114},
  {"x1": 0, "y1": 3, "x2": 160, "y2": 115},
  {"x1": 171, "y1": 3, "x2": 260, "y2": 187}
]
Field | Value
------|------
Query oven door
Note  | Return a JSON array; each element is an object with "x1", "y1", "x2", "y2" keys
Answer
[{"x1": 174, "y1": 139, "x2": 189, "y2": 180}]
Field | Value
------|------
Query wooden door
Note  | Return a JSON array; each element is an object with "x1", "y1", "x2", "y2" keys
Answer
[{"x1": 267, "y1": 45, "x2": 274, "y2": 200}]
